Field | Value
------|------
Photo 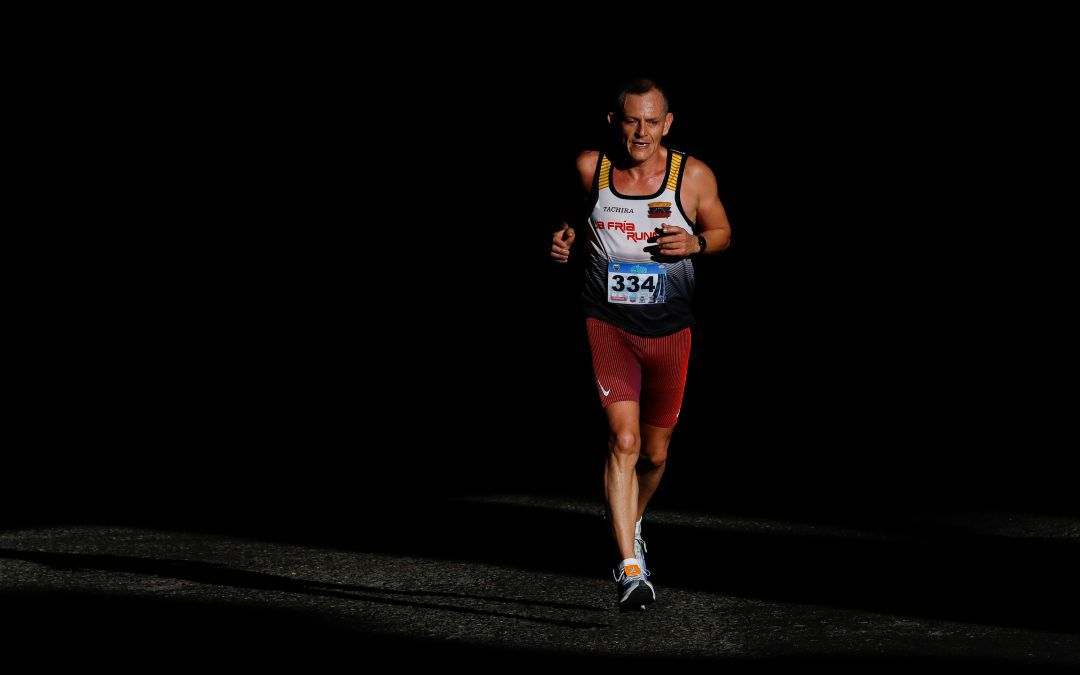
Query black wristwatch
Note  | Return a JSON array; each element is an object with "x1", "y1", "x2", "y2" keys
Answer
[{"x1": 696, "y1": 234, "x2": 707, "y2": 254}]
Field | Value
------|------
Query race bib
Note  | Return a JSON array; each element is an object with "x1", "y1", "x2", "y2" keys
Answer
[{"x1": 607, "y1": 262, "x2": 667, "y2": 304}]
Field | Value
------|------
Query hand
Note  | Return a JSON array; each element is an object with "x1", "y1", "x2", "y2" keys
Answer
[
  {"x1": 551, "y1": 223, "x2": 575, "y2": 263},
  {"x1": 654, "y1": 224, "x2": 696, "y2": 256}
]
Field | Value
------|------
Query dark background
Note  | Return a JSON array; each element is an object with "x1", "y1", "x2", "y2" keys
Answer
[{"x1": 9, "y1": 22, "x2": 1074, "y2": 530}]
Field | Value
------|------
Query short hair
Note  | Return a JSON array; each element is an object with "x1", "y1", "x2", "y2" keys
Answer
[{"x1": 614, "y1": 78, "x2": 670, "y2": 116}]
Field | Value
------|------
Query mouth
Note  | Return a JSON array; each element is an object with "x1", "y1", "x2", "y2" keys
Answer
[{"x1": 631, "y1": 141, "x2": 650, "y2": 150}]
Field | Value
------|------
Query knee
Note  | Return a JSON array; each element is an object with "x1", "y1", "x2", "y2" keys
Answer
[
  {"x1": 641, "y1": 447, "x2": 667, "y2": 469},
  {"x1": 608, "y1": 430, "x2": 640, "y2": 459}
]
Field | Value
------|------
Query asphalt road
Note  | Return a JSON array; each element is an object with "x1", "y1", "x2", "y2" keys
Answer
[{"x1": 2, "y1": 492, "x2": 1077, "y2": 670}]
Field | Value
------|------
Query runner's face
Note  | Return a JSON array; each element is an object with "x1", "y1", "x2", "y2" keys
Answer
[{"x1": 615, "y1": 91, "x2": 672, "y2": 163}]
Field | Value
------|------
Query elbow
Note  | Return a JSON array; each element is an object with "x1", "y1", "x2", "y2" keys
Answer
[{"x1": 715, "y1": 231, "x2": 732, "y2": 252}]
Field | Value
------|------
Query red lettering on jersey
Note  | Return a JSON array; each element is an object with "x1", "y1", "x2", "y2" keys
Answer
[{"x1": 598, "y1": 221, "x2": 641, "y2": 235}]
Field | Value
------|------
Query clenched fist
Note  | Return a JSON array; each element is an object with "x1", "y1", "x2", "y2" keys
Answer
[
  {"x1": 653, "y1": 223, "x2": 698, "y2": 257},
  {"x1": 551, "y1": 223, "x2": 576, "y2": 263}
]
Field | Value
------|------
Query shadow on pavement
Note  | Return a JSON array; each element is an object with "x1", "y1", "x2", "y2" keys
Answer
[
  {"x1": 0, "y1": 547, "x2": 607, "y2": 628},
  {"x1": 0, "y1": 589, "x2": 1058, "y2": 670},
  {"x1": 109, "y1": 494, "x2": 1079, "y2": 637}
]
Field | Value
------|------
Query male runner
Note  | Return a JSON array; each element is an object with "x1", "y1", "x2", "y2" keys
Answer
[{"x1": 550, "y1": 78, "x2": 732, "y2": 611}]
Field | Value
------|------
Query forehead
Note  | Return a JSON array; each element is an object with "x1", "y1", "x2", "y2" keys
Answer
[{"x1": 622, "y1": 91, "x2": 666, "y2": 117}]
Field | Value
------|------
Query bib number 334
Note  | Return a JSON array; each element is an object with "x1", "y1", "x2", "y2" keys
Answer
[{"x1": 607, "y1": 262, "x2": 667, "y2": 304}]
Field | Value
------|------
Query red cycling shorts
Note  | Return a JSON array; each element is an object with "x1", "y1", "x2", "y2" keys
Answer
[{"x1": 585, "y1": 316, "x2": 691, "y2": 428}]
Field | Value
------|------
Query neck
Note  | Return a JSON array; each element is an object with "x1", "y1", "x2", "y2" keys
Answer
[{"x1": 615, "y1": 146, "x2": 667, "y2": 177}]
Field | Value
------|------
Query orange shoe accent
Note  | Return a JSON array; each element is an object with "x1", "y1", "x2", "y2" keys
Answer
[{"x1": 624, "y1": 564, "x2": 641, "y2": 576}]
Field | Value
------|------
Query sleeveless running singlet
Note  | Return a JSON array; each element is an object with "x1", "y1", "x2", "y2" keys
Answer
[{"x1": 581, "y1": 149, "x2": 697, "y2": 338}]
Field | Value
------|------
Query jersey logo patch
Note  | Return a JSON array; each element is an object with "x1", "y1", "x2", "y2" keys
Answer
[{"x1": 648, "y1": 202, "x2": 672, "y2": 218}]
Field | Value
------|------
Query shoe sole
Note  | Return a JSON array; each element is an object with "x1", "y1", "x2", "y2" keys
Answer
[{"x1": 618, "y1": 582, "x2": 656, "y2": 612}]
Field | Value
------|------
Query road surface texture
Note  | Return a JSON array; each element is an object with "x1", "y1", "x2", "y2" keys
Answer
[{"x1": 2, "y1": 490, "x2": 1077, "y2": 670}]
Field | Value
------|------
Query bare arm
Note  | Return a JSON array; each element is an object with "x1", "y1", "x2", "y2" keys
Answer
[
  {"x1": 574, "y1": 150, "x2": 599, "y2": 194},
  {"x1": 685, "y1": 158, "x2": 731, "y2": 254},
  {"x1": 655, "y1": 157, "x2": 732, "y2": 256},
  {"x1": 551, "y1": 151, "x2": 600, "y2": 263}
]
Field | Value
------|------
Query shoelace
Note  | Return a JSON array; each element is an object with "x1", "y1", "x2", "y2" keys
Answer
[{"x1": 635, "y1": 537, "x2": 651, "y2": 577}]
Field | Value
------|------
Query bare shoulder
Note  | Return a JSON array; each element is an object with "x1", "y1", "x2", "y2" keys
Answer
[
  {"x1": 575, "y1": 150, "x2": 600, "y2": 192},
  {"x1": 576, "y1": 150, "x2": 600, "y2": 177},
  {"x1": 683, "y1": 156, "x2": 718, "y2": 190},
  {"x1": 682, "y1": 155, "x2": 730, "y2": 242}
]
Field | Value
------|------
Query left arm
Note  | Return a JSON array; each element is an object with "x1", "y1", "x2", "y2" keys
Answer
[{"x1": 655, "y1": 157, "x2": 732, "y2": 256}]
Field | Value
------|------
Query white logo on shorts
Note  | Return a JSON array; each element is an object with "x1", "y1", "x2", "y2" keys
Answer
[{"x1": 598, "y1": 380, "x2": 611, "y2": 397}]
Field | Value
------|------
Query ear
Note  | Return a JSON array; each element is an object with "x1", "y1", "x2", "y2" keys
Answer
[{"x1": 662, "y1": 112, "x2": 673, "y2": 137}]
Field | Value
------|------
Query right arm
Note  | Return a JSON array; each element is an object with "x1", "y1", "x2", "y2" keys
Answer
[{"x1": 550, "y1": 151, "x2": 599, "y2": 263}]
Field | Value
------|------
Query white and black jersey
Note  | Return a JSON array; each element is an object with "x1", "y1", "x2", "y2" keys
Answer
[{"x1": 581, "y1": 148, "x2": 698, "y2": 337}]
